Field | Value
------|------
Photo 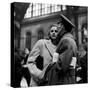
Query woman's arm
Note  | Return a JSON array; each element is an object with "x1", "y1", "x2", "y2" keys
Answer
[{"x1": 27, "y1": 40, "x2": 43, "y2": 78}]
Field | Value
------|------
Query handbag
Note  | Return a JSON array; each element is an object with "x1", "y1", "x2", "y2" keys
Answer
[{"x1": 35, "y1": 55, "x2": 43, "y2": 70}]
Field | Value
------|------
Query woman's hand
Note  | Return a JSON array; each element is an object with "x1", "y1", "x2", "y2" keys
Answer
[{"x1": 27, "y1": 63, "x2": 42, "y2": 77}]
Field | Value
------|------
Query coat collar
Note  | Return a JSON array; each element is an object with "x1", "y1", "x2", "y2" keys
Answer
[{"x1": 62, "y1": 33, "x2": 74, "y2": 39}]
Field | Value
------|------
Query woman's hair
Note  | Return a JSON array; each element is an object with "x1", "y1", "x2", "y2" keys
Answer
[
  {"x1": 49, "y1": 24, "x2": 59, "y2": 30},
  {"x1": 48, "y1": 24, "x2": 59, "y2": 39}
]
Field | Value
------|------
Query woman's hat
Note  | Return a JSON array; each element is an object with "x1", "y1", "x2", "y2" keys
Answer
[{"x1": 57, "y1": 14, "x2": 75, "y2": 32}]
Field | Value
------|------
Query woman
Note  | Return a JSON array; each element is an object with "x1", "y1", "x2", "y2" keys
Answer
[{"x1": 27, "y1": 24, "x2": 59, "y2": 86}]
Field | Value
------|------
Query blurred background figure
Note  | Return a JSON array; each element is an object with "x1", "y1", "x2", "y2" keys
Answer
[
  {"x1": 23, "y1": 48, "x2": 30, "y2": 64},
  {"x1": 20, "y1": 48, "x2": 31, "y2": 87},
  {"x1": 14, "y1": 47, "x2": 23, "y2": 87},
  {"x1": 76, "y1": 23, "x2": 88, "y2": 83}
]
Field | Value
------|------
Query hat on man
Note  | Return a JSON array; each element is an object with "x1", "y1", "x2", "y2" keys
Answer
[{"x1": 57, "y1": 14, "x2": 75, "y2": 32}]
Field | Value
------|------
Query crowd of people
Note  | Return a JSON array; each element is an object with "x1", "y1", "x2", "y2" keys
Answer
[{"x1": 14, "y1": 14, "x2": 88, "y2": 87}]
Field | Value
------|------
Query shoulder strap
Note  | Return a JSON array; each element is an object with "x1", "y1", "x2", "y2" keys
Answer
[{"x1": 44, "y1": 41, "x2": 53, "y2": 58}]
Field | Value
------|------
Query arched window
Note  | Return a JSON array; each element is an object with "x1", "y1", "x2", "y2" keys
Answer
[
  {"x1": 26, "y1": 32, "x2": 31, "y2": 51},
  {"x1": 38, "y1": 30, "x2": 44, "y2": 40}
]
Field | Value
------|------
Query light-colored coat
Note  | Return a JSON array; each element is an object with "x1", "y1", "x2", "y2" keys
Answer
[{"x1": 27, "y1": 39, "x2": 56, "y2": 86}]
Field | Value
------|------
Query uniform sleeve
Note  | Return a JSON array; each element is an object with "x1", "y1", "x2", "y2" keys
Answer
[
  {"x1": 27, "y1": 40, "x2": 43, "y2": 78},
  {"x1": 56, "y1": 39, "x2": 73, "y2": 72}
]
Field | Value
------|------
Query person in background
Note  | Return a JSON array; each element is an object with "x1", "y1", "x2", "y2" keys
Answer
[
  {"x1": 78, "y1": 24, "x2": 88, "y2": 83},
  {"x1": 14, "y1": 47, "x2": 23, "y2": 87},
  {"x1": 27, "y1": 24, "x2": 59, "y2": 86},
  {"x1": 21, "y1": 48, "x2": 31, "y2": 87},
  {"x1": 79, "y1": 44, "x2": 88, "y2": 83},
  {"x1": 23, "y1": 48, "x2": 30, "y2": 64}
]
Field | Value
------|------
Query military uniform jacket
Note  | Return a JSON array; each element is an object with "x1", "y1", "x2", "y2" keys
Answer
[{"x1": 47, "y1": 33, "x2": 77, "y2": 85}]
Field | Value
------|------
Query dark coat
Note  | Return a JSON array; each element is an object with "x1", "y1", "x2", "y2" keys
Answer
[
  {"x1": 39, "y1": 33, "x2": 77, "y2": 86},
  {"x1": 80, "y1": 52, "x2": 88, "y2": 83}
]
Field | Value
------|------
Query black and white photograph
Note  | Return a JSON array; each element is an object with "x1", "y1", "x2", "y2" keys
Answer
[{"x1": 9, "y1": 1, "x2": 89, "y2": 89}]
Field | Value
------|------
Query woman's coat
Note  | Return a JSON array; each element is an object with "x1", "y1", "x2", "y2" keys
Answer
[{"x1": 27, "y1": 39, "x2": 56, "y2": 86}]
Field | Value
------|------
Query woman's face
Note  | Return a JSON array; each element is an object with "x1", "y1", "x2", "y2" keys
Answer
[
  {"x1": 49, "y1": 26, "x2": 58, "y2": 40},
  {"x1": 25, "y1": 48, "x2": 29, "y2": 54}
]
